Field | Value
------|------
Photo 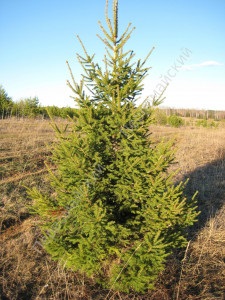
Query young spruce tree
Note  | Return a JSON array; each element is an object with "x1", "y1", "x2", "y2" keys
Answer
[{"x1": 29, "y1": 0, "x2": 198, "y2": 293}]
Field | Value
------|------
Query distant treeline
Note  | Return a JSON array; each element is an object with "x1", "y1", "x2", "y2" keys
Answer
[
  {"x1": 160, "y1": 107, "x2": 225, "y2": 120},
  {"x1": 0, "y1": 85, "x2": 78, "y2": 119},
  {"x1": 1, "y1": 85, "x2": 225, "y2": 120}
]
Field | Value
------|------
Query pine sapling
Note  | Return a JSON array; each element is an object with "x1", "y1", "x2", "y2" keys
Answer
[{"x1": 28, "y1": 0, "x2": 198, "y2": 293}]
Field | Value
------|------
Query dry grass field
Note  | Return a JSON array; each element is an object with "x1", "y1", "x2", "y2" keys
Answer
[{"x1": 0, "y1": 118, "x2": 225, "y2": 299}]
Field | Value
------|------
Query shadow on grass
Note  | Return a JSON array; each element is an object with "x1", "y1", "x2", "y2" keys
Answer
[
  {"x1": 183, "y1": 152, "x2": 225, "y2": 233},
  {"x1": 171, "y1": 150, "x2": 225, "y2": 300}
]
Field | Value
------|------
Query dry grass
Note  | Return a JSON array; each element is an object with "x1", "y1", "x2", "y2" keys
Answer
[
  {"x1": 0, "y1": 118, "x2": 56, "y2": 231},
  {"x1": 176, "y1": 207, "x2": 225, "y2": 299},
  {"x1": 1, "y1": 119, "x2": 225, "y2": 299}
]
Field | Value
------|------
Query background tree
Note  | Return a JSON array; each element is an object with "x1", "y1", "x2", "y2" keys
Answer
[
  {"x1": 0, "y1": 85, "x2": 13, "y2": 118},
  {"x1": 28, "y1": 0, "x2": 198, "y2": 293}
]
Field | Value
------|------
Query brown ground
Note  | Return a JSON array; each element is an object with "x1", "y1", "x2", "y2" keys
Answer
[{"x1": 0, "y1": 118, "x2": 225, "y2": 299}]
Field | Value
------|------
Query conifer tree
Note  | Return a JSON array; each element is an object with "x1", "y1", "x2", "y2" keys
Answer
[{"x1": 28, "y1": 0, "x2": 198, "y2": 293}]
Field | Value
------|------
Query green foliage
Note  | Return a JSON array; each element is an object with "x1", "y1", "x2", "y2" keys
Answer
[
  {"x1": 45, "y1": 105, "x2": 62, "y2": 118},
  {"x1": 28, "y1": 0, "x2": 198, "y2": 293},
  {"x1": 46, "y1": 106, "x2": 78, "y2": 119},
  {"x1": 12, "y1": 97, "x2": 40, "y2": 117},
  {"x1": 167, "y1": 115, "x2": 184, "y2": 127},
  {"x1": 196, "y1": 119, "x2": 219, "y2": 128}
]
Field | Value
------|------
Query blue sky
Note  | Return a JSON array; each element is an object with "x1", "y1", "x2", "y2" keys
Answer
[{"x1": 0, "y1": 0, "x2": 225, "y2": 110}]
